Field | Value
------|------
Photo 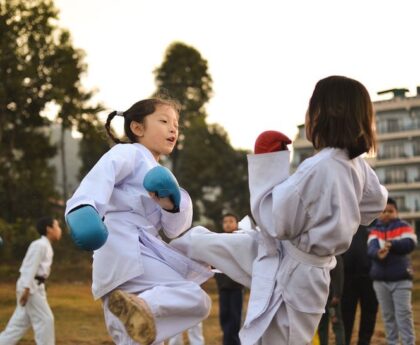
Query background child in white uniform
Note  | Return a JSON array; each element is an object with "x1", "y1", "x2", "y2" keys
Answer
[
  {"x1": 0, "y1": 216, "x2": 62, "y2": 345},
  {"x1": 171, "y1": 76, "x2": 388, "y2": 345},
  {"x1": 65, "y1": 98, "x2": 212, "y2": 345}
]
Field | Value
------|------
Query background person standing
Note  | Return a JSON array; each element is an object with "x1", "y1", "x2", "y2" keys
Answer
[
  {"x1": 341, "y1": 225, "x2": 378, "y2": 345},
  {"x1": 214, "y1": 213, "x2": 244, "y2": 345}
]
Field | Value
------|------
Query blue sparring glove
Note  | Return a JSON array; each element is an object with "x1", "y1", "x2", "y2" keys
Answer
[
  {"x1": 143, "y1": 166, "x2": 181, "y2": 211},
  {"x1": 65, "y1": 205, "x2": 109, "y2": 251}
]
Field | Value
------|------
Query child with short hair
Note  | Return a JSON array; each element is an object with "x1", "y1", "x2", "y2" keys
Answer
[
  {"x1": 0, "y1": 216, "x2": 62, "y2": 345},
  {"x1": 214, "y1": 213, "x2": 244, "y2": 345},
  {"x1": 368, "y1": 197, "x2": 417, "y2": 345},
  {"x1": 65, "y1": 98, "x2": 212, "y2": 345},
  {"x1": 172, "y1": 75, "x2": 388, "y2": 345}
]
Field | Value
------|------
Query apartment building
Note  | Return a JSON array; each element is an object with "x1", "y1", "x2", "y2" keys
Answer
[
  {"x1": 291, "y1": 87, "x2": 420, "y2": 237},
  {"x1": 372, "y1": 88, "x2": 420, "y2": 235}
]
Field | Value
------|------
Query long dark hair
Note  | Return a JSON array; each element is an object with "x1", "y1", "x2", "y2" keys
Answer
[
  {"x1": 105, "y1": 98, "x2": 181, "y2": 144},
  {"x1": 307, "y1": 76, "x2": 376, "y2": 159}
]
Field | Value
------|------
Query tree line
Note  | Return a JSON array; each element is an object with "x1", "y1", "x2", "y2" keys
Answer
[{"x1": 0, "y1": 0, "x2": 250, "y2": 269}]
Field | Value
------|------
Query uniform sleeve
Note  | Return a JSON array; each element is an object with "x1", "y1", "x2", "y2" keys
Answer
[
  {"x1": 359, "y1": 164, "x2": 388, "y2": 225},
  {"x1": 65, "y1": 145, "x2": 136, "y2": 217},
  {"x1": 19, "y1": 242, "x2": 45, "y2": 292},
  {"x1": 161, "y1": 188, "x2": 193, "y2": 238},
  {"x1": 247, "y1": 151, "x2": 292, "y2": 238}
]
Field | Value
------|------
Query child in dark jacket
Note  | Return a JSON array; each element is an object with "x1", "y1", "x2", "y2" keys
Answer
[{"x1": 367, "y1": 197, "x2": 417, "y2": 345}]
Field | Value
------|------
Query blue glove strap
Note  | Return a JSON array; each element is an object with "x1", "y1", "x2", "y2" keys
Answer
[
  {"x1": 66, "y1": 205, "x2": 108, "y2": 251},
  {"x1": 143, "y1": 166, "x2": 181, "y2": 209}
]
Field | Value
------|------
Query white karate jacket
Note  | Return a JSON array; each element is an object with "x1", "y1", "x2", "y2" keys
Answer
[
  {"x1": 65, "y1": 143, "x2": 211, "y2": 300},
  {"x1": 17, "y1": 236, "x2": 53, "y2": 293},
  {"x1": 241, "y1": 148, "x2": 388, "y2": 344}
]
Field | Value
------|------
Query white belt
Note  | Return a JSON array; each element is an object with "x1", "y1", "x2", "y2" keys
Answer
[{"x1": 282, "y1": 240, "x2": 335, "y2": 267}]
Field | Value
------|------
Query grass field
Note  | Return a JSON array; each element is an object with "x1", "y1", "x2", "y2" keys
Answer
[{"x1": 0, "y1": 251, "x2": 419, "y2": 344}]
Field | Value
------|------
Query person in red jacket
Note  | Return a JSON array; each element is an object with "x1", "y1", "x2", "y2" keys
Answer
[{"x1": 367, "y1": 197, "x2": 417, "y2": 345}]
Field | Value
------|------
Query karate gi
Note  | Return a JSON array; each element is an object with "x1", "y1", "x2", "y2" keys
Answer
[
  {"x1": 65, "y1": 143, "x2": 212, "y2": 345},
  {"x1": 171, "y1": 148, "x2": 387, "y2": 345},
  {"x1": 0, "y1": 236, "x2": 55, "y2": 345}
]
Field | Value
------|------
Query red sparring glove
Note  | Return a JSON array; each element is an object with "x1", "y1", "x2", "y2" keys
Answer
[{"x1": 254, "y1": 130, "x2": 292, "y2": 154}]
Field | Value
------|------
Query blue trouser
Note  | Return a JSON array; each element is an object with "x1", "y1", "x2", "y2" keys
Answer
[
  {"x1": 219, "y1": 288, "x2": 243, "y2": 345},
  {"x1": 373, "y1": 280, "x2": 416, "y2": 345}
]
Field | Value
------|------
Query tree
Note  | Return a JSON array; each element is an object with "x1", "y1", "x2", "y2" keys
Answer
[
  {"x1": 77, "y1": 118, "x2": 110, "y2": 179},
  {"x1": 179, "y1": 118, "x2": 250, "y2": 226},
  {"x1": 154, "y1": 42, "x2": 213, "y2": 175},
  {"x1": 154, "y1": 42, "x2": 250, "y2": 227},
  {"x1": 0, "y1": 0, "x2": 102, "y2": 221},
  {"x1": 48, "y1": 30, "x2": 103, "y2": 200}
]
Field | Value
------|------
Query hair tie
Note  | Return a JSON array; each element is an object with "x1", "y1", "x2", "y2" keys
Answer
[{"x1": 116, "y1": 111, "x2": 124, "y2": 117}]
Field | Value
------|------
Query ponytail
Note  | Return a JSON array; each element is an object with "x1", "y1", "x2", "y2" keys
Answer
[
  {"x1": 105, "y1": 98, "x2": 181, "y2": 145},
  {"x1": 105, "y1": 111, "x2": 129, "y2": 144}
]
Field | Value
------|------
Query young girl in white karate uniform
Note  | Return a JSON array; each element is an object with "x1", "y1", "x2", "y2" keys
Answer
[
  {"x1": 65, "y1": 99, "x2": 212, "y2": 345},
  {"x1": 171, "y1": 76, "x2": 388, "y2": 345}
]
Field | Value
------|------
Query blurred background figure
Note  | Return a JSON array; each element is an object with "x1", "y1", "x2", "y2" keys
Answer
[
  {"x1": 214, "y1": 213, "x2": 244, "y2": 345},
  {"x1": 318, "y1": 255, "x2": 345, "y2": 345},
  {"x1": 368, "y1": 198, "x2": 417, "y2": 345},
  {"x1": 0, "y1": 217, "x2": 62, "y2": 345},
  {"x1": 341, "y1": 225, "x2": 378, "y2": 345}
]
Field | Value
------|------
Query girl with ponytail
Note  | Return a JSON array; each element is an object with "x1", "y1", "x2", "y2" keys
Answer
[{"x1": 65, "y1": 98, "x2": 212, "y2": 345}]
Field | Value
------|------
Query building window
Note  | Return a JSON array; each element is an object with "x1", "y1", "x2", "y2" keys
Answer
[
  {"x1": 379, "y1": 142, "x2": 406, "y2": 159},
  {"x1": 385, "y1": 168, "x2": 407, "y2": 184},
  {"x1": 413, "y1": 140, "x2": 420, "y2": 156},
  {"x1": 387, "y1": 118, "x2": 400, "y2": 132}
]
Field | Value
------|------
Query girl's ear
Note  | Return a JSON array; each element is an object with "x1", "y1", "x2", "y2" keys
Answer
[{"x1": 130, "y1": 121, "x2": 145, "y2": 138}]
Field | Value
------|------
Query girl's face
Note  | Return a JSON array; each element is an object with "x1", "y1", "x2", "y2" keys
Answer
[{"x1": 134, "y1": 105, "x2": 179, "y2": 160}]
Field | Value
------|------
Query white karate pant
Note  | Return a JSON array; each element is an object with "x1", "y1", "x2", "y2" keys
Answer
[
  {"x1": 171, "y1": 226, "x2": 325, "y2": 345},
  {"x1": 103, "y1": 253, "x2": 211, "y2": 345},
  {"x1": 167, "y1": 322, "x2": 205, "y2": 345},
  {"x1": 0, "y1": 285, "x2": 55, "y2": 345}
]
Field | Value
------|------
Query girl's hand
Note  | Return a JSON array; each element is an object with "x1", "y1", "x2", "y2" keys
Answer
[{"x1": 149, "y1": 192, "x2": 175, "y2": 211}]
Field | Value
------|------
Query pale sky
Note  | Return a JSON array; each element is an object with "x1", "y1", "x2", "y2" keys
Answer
[{"x1": 54, "y1": 0, "x2": 420, "y2": 151}]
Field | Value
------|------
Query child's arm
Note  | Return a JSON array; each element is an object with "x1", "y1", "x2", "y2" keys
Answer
[
  {"x1": 388, "y1": 224, "x2": 417, "y2": 255},
  {"x1": 160, "y1": 189, "x2": 193, "y2": 238},
  {"x1": 143, "y1": 166, "x2": 193, "y2": 238},
  {"x1": 367, "y1": 231, "x2": 381, "y2": 259},
  {"x1": 66, "y1": 146, "x2": 135, "y2": 217},
  {"x1": 359, "y1": 163, "x2": 388, "y2": 225},
  {"x1": 19, "y1": 242, "x2": 45, "y2": 295},
  {"x1": 246, "y1": 129, "x2": 293, "y2": 235},
  {"x1": 65, "y1": 146, "x2": 136, "y2": 250},
  {"x1": 247, "y1": 151, "x2": 292, "y2": 238}
]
